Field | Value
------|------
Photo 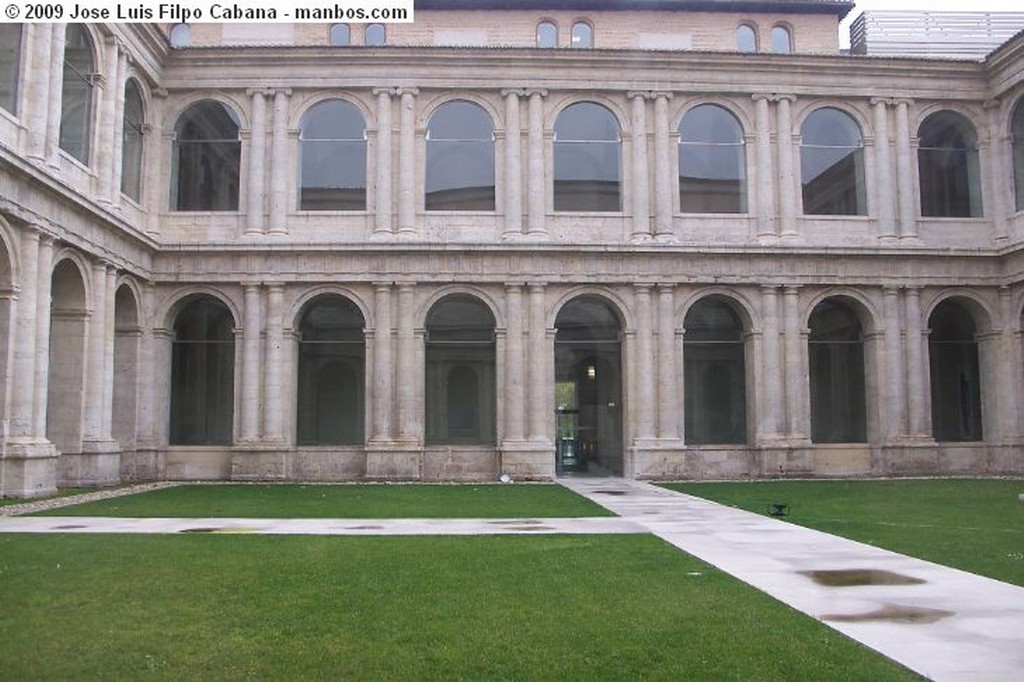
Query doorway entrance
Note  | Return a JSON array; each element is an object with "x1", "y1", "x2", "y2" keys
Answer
[{"x1": 554, "y1": 296, "x2": 623, "y2": 475}]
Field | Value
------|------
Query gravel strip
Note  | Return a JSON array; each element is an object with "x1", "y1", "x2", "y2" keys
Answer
[{"x1": 1, "y1": 481, "x2": 182, "y2": 516}]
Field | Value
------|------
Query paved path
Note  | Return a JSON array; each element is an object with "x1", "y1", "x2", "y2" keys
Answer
[{"x1": 561, "y1": 477, "x2": 1024, "y2": 682}]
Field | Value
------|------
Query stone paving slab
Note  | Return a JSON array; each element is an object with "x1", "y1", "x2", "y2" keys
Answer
[{"x1": 559, "y1": 477, "x2": 1024, "y2": 682}]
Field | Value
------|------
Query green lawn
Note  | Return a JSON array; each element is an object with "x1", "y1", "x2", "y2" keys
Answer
[
  {"x1": 0, "y1": 533, "x2": 918, "y2": 680},
  {"x1": 662, "y1": 479, "x2": 1024, "y2": 586},
  {"x1": 33, "y1": 483, "x2": 613, "y2": 519}
]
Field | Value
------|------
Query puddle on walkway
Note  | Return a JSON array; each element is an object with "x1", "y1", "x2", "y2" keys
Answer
[
  {"x1": 505, "y1": 525, "x2": 556, "y2": 531},
  {"x1": 594, "y1": 490, "x2": 627, "y2": 496},
  {"x1": 800, "y1": 569, "x2": 925, "y2": 587},
  {"x1": 487, "y1": 519, "x2": 542, "y2": 525},
  {"x1": 53, "y1": 524, "x2": 86, "y2": 530},
  {"x1": 180, "y1": 527, "x2": 220, "y2": 533},
  {"x1": 823, "y1": 604, "x2": 954, "y2": 625},
  {"x1": 345, "y1": 525, "x2": 385, "y2": 530}
]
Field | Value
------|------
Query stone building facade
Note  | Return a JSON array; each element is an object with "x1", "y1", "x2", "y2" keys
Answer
[{"x1": 2, "y1": 1, "x2": 1024, "y2": 497}]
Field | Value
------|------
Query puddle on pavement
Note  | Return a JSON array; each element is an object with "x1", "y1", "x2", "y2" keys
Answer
[
  {"x1": 345, "y1": 525, "x2": 385, "y2": 530},
  {"x1": 823, "y1": 604, "x2": 954, "y2": 625},
  {"x1": 505, "y1": 525, "x2": 556, "y2": 531},
  {"x1": 180, "y1": 527, "x2": 220, "y2": 533},
  {"x1": 800, "y1": 569, "x2": 926, "y2": 587},
  {"x1": 594, "y1": 490, "x2": 627, "y2": 496},
  {"x1": 487, "y1": 519, "x2": 542, "y2": 525},
  {"x1": 53, "y1": 524, "x2": 86, "y2": 530}
]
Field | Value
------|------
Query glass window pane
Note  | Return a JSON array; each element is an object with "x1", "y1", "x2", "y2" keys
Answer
[
  {"x1": 170, "y1": 297, "x2": 235, "y2": 445},
  {"x1": 0, "y1": 24, "x2": 22, "y2": 114},
  {"x1": 679, "y1": 105, "x2": 746, "y2": 213},
  {"x1": 684, "y1": 298, "x2": 746, "y2": 445},
  {"x1": 297, "y1": 296, "x2": 365, "y2": 445},
  {"x1": 808, "y1": 300, "x2": 866, "y2": 443},
  {"x1": 121, "y1": 80, "x2": 144, "y2": 202},
  {"x1": 929, "y1": 301, "x2": 982, "y2": 442},
  {"x1": 169, "y1": 24, "x2": 191, "y2": 48},
  {"x1": 771, "y1": 26, "x2": 792, "y2": 53},
  {"x1": 801, "y1": 108, "x2": 866, "y2": 215},
  {"x1": 571, "y1": 22, "x2": 593, "y2": 48},
  {"x1": 329, "y1": 24, "x2": 350, "y2": 46},
  {"x1": 365, "y1": 24, "x2": 386, "y2": 45},
  {"x1": 537, "y1": 21, "x2": 557, "y2": 48},
  {"x1": 426, "y1": 102, "x2": 495, "y2": 211},
  {"x1": 918, "y1": 111, "x2": 983, "y2": 217},
  {"x1": 1011, "y1": 100, "x2": 1024, "y2": 212},
  {"x1": 299, "y1": 100, "x2": 367, "y2": 211},
  {"x1": 60, "y1": 25, "x2": 95, "y2": 164},
  {"x1": 554, "y1": 102, "x2": 621, "y2": 212},
  {"x1": 736, "y1": 25, "x2": 756, "y2": 52},
  {"x1": 172, "y1": 101, "x2": 241, "y2": 211},
  {"x1": 425, "y1": 297, "x2": 496, "y2": 444}
]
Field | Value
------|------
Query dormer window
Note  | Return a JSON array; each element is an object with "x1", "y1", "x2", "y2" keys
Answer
[
  {"x1": 537, "y1": 20, "x2": 557, "y2": 48},
  {"x1": 571, "y1": 21, "x2": 593, "y2": 48}
]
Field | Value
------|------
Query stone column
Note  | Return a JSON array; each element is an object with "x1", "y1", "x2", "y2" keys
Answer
[
  {"x1": 527, "y1": 283, "x2": 547, "y2": 441},
  {"x1": 396, "y1": 283, "x2": 418, "y2": 441},
  {"x1": 752, "y1": 95, "x2": 776, "y2": 239},
  {"x1": 110, "y1": 48, "x2": 129, "y2": 206},
  {"x1": 145, "y1": 89, "x2": 167, "y2": 236},
  {"x1": 96, "y1": 37, "x2": 120, "y2": 202},
  {"x1": 240, "y1": 284, "x2": 262, "y2": 441},
  {"x1": 628, "y1": 92, "x2": 651, "y2": 242},
  {"x1": 45, "y1": 23, "x2": 67, "y2": 165},
  {"x1": 775, "y1": 95, "x2": 797, "y2": 238},
  {"x1": 656, "y1": 284, "x2": 678, "y2": 439},
  {"x1": 26, "y1": 24, "x2": 53, "y2": 159},
  {"x1": 373, "y1": 88, "x2": 394, "y2": 237},
  {"x1": 101, "y1": 267, "x2": 117, "y2": 438},
  {"x1": 31, "y1": 235, "x2": 55, "y2": 438},
  {"x1": 84, "y1": 262, "x2": 110, "y2": 441},
  {"x1": 526, "y1": 90, "x2": 547, "y2": 237},
  {"x1": 268, "y1": 89, "x2": 291, "y2": 235},
  {"x1": 245, "y1": 89, "x2": 268, "y2": 235},
  {"x1": 263, "y1": 284, "x2": 285, "y2": 442},
  {"x1": 993, "y1": 287, "x2": 1019, "y2": 442},
  {"x1": 871, "y1": 99, "x2": 897, "y2": 241},
  {"x1": 10, "y1": 230, "x2": 40, "y2": 438},
  {"x1": 397, "y1": 88, "x2": 417, "y2": 236},
  {"x1": 634, "y1": 284, "x2": 655, "y2": 439},
  {"x1": 904, "y1": 287, "x2": 928, "y2": 437},
  {"x1": 504, "y1": 284, "x2": 526, "y2": 441},
  {"x1": 894, "y1": 99, "x2": 917, "y2": 240},
  {"x1": 759, "y1": 285, "x2": 783, "y2": 439},
  {"x1": 985, "y1": 100, "x2": 1008, "y2": 241},
  {"x1": 882, "y1": 286, "x2": 907, "y2": 440},
  {"x1": 653, "y1": 92, "x2": 674, "y2": 240},
  {"x1": 371, "y1": 283, "x2": 393, "y2": 442},
  {"x1": 501, "y1": 90, "x2": 524, "y2": 238},
  {"x1": 135, "y1": 284, "x2": 157, "y2": 448},
  {"x1": 783, "y1": 286, "x2": 807, "y2": 438}
]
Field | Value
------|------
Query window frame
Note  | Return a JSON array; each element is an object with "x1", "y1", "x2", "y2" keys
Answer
[
  {"x1": 678, "y1": 103, "x2": 748, "y2": 214},
  {"x1": 553, "y1": 101, "x2": 623, "y2": 213},
  {"x1": 425, "y1": 100, "x2": 496, "y2": 212},
  {"x1": 799, "y1": 107, "x2": 867, "y2": 216},
  {"x1": 0, "y1": 23, "x2": 23, "y2": 116},
  {"x1": 297, "y1": 99, "x2": 368, "y2": 212}
]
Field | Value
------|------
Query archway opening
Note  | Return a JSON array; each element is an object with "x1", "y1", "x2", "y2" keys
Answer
[
  {"x1": 112, "y1": 285, "x2": 140, "y2": 457},
  {"x1": 47, "y1": 260, "x2": 88, "y2": 455}
]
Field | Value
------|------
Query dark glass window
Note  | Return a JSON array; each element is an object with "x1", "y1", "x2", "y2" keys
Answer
[
  {"x1": 0, "y1": 24, "x2": 22, "y2": 114},
  {"x1": 365, "y1": 24, "x2": 386, "y2": 45},
  {"x1": 297, "y1": 296, "x2": 365, "y2": 445},
  {"x1": 571, "y1": 22, "x2": 593, "y2": 48},
  {"x1": 60, "y1": 25, "x2": 95, "y2": 164},
  {"x1": 537, "y1": 21, "x2": 557, "y2": 48},
  {"x1": 425, "y1": 296, "x2": 496, "y2": 445},
  {"x1": 771, "y1": 25, "x2": 792, "y2": 53},
  {"x1": 554, "y1": 102, "x2": 621, "y2": 212},
  {"x1": 299, "y1": 100, "x2": 367, "y2": 211},
  {"x1": 679, "y1": 104, "x2": 747, "y2": 213},
  {"x1": 918, "y1": 111, "x2": 983, "y2": 217},
  {"x1": 170, "y1": 297, "x2": 235, "y2": 445},
  {"x1": 426, "y1": 101, "x2": 495, "y2": 211},
  {"x1": 329, "y1": 24, "x2": 350, "y2": 46},
  {"x1": 736, "y1": 24, "x2": 757, "y2": 52},
  {"x1": 121, "y1": 80, "x2": 145, "y2": 202},
  {"x1": 684, "y1": 298, "x2": 747, "y2": 445},
  {"x1": 1012, "y1": 99, "x2": 1024, "y2": 213},
  {"x1": 801, "y1": 107, "x2": 866, "y2": 215},
  {"x1": 171, "y1": 101, "x2": 241, "y2": 211},
  {"x1": 929, "y1": 300, "x2": 982, "y2": 442},
  {"x1": 808, "y1": 299, "x2": 866, "y2": 443}
]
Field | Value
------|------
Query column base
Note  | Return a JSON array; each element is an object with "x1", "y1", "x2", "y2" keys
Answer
[
  {"x1": 630, "y1": 439, "x2": 686, "y2": 479},
  {"x1": 1, "y1": 438, "x2": 60, "y2": 498},
  {"x1": 61, "y1": 439, "x2": 121, "y2": 487},
  {"x1": 500, "y1": 440, "x2": 555, "y2": 480},
  {"x1": 232, "y1": 445, "x2": 288, "y2": 480},
  {"x1": 121, "y1": 444, "x2": 165, "y2": 481},
  {"x1": 366, "y1": 442, "x2": 423, "y2": 479}
]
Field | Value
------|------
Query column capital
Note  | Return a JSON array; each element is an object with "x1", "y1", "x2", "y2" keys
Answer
[
  {"x1": 650, "y1": 90, "x2": 674, "y2": 100},
  {"x1": 245, "y1": 87, "x2": 273, "y2": 98},
  {"x1": 266, "y1": 282, "x2": 285, "y2": 293},
  {"x1": 396, "y1": 281, "x2": 417, "y2": 292},
  {"x1": 270, "y1": 88, "x2": 293, "y2": 98},
  {"x1": 893, "y1": 98, "x2": 914, "y2": 108},
  {"x1": 501, "y1": 88, "x2": 526, "y2": 98},
  {"x1": 395, "y1": 87, "x2": 419, "y2": 97},
  {"x1": 505, "y1": 281, "x2": 527, "y2": 291},
  {"x1": 373, "y1": 87, "x2": 397, "y2": 98},
  {"x1": 869, "y1": 96, "x2": 897, "y2": 107},
  {"x1": 524, "y1": 89, "x2": 548, "y2": 98},
  {"x1": 526, "y1": 281, "x2": 548, "y2": 290},
  {"x1": 657, "y1": 282, "x2": 676, "y2": 292},
  {"x1": 760, "y1": 283, "x2": 782, "y2": 293},
  {"x1": 782, "y1": 284, "x2": 801, "y2": 295},
  {"x1": 983, "y1": 98, "x2": 1001, "y2": 111},
  {"x1": 372, "y1": 281, "x2": 394, "y2": 290},
  {"x1": 633, "y1": 282, "x2": 656, "y2": 292},
  {"x1": 882, "y1": 285, "x2": 901, "y2": 296},
  {"x1": 626, "y1": 90, "x2": 653, "y2": 100}
]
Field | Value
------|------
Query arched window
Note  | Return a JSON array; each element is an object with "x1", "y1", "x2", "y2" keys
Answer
[
  {"x1": 169, "y1": 24, "x2": 191, "y2": 48},
  {"x1": 299, "y1": 100, "x2": 367, "y2": 211},
  {"x1": 170, "y1": 296, "x2": 235, "y2": 445},
  {"x1": 60, "y1": 25, "x2": 95, "y2": 164},
  {"x1": 683, "y1": 298, "x2": 747, "y2": 445},
  {"x1": 121, "y1": 80, "x2": 145, "y2": 202},
  {"x1": 918, "y1": 111, "x2": 983, "y2": 217},
  {"x1": 800, "y1": 107, "x2": 866, "y2": 215},
  {"x1": 297, "y1": 296, "x2": 365, "y2": 445},
  {"x1": 571, "y1": 21, "x2": 593, "y2": 48},
  {"x1": 1012, "y1": 99, "x2": 1024, "y2": 212},
  {"x1": 808, "y1": 299, "x2": 866, "y2": 443},
  {"x1": 679, "y1": 104, "x2": 747, "y2": 213},
  {"x1": 0, "y1": 24, "x2": 22, "y2": 114},
  {"x1": 171, "y1": 100, "x2": 241, "y2": 211},
  {"x1": 425, "y1": 296, "x2": 496, "y2": 444},
  {"x1": 736, "y1": 24, "x2": 757, "y2": 52},
  {"x1": 365, "y1": 24, "x2": 386, "y2": 45},
  {"x1": 554, "y1": 102, "x2": 621, "y2": 212},
  {"x1": 329, "y1": 24, "x2": 350, "y2": 46},
  {"x1": 771, "y1": 25, "x2": 792, "y2": 53},
  {"x1": 537, "y1": 21, "x2": 557, "y2": 48},
  {"x1": 929, "y1": 300, "x2": 982, "y2": 442},
  {"x1": 426, "y1": 101, "x2": 495, "y2": 211}
]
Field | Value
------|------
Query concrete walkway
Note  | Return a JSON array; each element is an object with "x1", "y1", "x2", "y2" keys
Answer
[
  {"x1": 3, "y1": 478, "x2": 1024, "y2": 680},
  {"x1": 561, "y1": 477, "x2": 1024, "y2": 682}
]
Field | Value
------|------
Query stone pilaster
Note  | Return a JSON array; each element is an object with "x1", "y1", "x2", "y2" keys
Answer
[
  {"x1": 83, "y1": 262, "x2": 110, "y2": 442},
  {"x1": 628, "y1": 92, "x2": 651, "y2": 243},
  {"x1": 783, "y1": 285, "x2": 807, "y2": 439},
  {"x1": 758, "y1": 285, "x2": 783, "y2": 440},
  {"x1": 31, "y1": 235, "x2": 55, "y2": 439},
  {"x1": 904, "y1": 287, "x2": 929, "y2": 437},
  {"x1": 245, "y1": 89, "x2": 268, "y2": 235},
  {"x1": 775, "y1": 95, "x2": 797, "y2": 238},
  {"x1": 262, "y1": 284, "x2": 285, "y2": 442},
  {"x1": 370, "y1": 282, "x2": 393, "y2": 442},
  {"x1": 752, "y1": 94, "x2": 776, "y2": 239},
  {"x1": 501, "y1": 90, "x2": 524, "y2": 238},
  {"x1": 240, "y1": 284, "x2": 262, "y2": 441},
  {"x1": 653, "y1": 92, "x2": 674, "y2": 241},
  {"x1": 656, "y1": 284, "x2": 678, "y2": 439},
  {"x1": 882, "y1": 286, "x2": 907, "y2": 441},
  {"x1": 527, "y1": 282, "x2": 547, "y2": 441},
  {"x1": 268, "y1": 89, "x2": 291, "y2": 235},
  {"x1": 526, "y1": 90, "x2": 548, "y2": 237},
  {"x1": 397, "y1": 87, "x2": 417, "y2": 236},
  {"x1": 894, "y1": 99, "x2": 917, "y2": 241},
  {"x1": 145, "y1": 89, "x2": 167, "y2": 236},
  {"x1": 373, "y1": 88, "x2": 395, "y2": 237},
  {"x1": 871, "y1": 98, "x2": 897, "y2": 242},
  {"x1": 45, "y1": 23, "x2": 66, "y2": 165},
  {"x1": 396, "y1": 283, "x2": 418, "y2": 441},
  {"x1": 26, "y1": 24, "x2": 53, "y2": 159},
  {"x1": 985, "y1": 100, "x2": 1008, "y2": 240},
  {"x1": 101, "y1": 267, "x2": 117, "y2": 438},
  {"x1": 503, "y1": 284, "x2": 526, "y2": 441},
  {"x1": 634, "y1": 284, "x2": 655, "y2": 439},
  {"x1": 96, "y1": 37, "x2": 121, "y2": 202}
]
